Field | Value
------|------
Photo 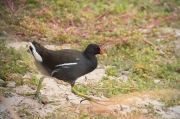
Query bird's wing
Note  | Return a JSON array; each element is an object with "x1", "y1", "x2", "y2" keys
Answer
[{"x1": 42, "y1": 49, "x2": 83, "y2": 70}]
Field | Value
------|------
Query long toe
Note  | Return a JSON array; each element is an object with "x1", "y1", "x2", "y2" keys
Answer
[
  {"x1": 80, "y1": 97, "x2": 110, "y2": 106},
  {"x1": 71, "y1": 86, "x2": 110, "y2": 105}
]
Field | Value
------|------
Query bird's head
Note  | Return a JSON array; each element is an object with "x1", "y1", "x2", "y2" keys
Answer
[{"x1": 84, "y1": 44, "x2": 107, "y2": 56}]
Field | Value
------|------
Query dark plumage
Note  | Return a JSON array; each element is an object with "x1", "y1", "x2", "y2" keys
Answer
[{"x1": 28, "y1": 41, "x2": 106, "y2": 102}]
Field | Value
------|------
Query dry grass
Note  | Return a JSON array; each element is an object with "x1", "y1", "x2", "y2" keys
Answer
[{"x1": 82, "y1": 89, "x2": 180, "y2": 118}]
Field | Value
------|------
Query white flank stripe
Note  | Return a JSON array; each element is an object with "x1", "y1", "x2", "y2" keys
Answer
[
  {"x1": 51, "y1": 69, "x2": 59, "y2": 76},
  {"x1": 56, "y1": 62, "x2": 77, "y2": 67},
  {"x1": 29, "y1": 42, "x2": 43, "y2": 62}
]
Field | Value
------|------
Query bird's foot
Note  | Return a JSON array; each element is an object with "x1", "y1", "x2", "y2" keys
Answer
[
  {"x1": 71, "y1": 86, "x2": 110, "y2": 105},
  {"x1": 25, "y1": 91, "x2": 43, "y2": 104},
  {"x1": 80, "y1": 97, "x2": 110, "y2": 105},
  {"x1": 34, "y1": 91, "x2": 43, "y2": 103},
  {"x1": 80, "y1": 97, "x2": 92, "y2": 103},
  {"x1": 25, "y1": 76, "x2": 45, "y2": 103}
]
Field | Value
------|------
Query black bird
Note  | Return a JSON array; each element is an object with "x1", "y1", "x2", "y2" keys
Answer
[{"x1": 28, "y1": 41, "x2": 106, "y2": 103}]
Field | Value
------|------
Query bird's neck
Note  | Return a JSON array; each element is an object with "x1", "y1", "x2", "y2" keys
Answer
[
  {"x1": 35, "y1": 44, "x2": 46, "y2": 55},
  {"x1": 83, "y1": 52, "x2": 98, "y2": 69},
  {"x1": 83, "y1": 51, "x2": 96, "y2": 60}
]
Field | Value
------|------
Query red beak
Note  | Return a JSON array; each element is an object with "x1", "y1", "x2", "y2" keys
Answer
[
  {"x1": 99, "y1": 47, "x2": 107, "y2": 56},
  {"x1": 100, "y1": 48, "x2": 105, "y2": 54}
]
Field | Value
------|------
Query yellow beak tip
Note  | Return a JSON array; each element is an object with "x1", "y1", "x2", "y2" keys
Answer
[{"x1": 102, "y1": 53, "x2": 107, "y2": 57}]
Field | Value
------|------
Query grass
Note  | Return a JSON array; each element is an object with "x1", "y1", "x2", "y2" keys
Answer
[
  {"x1": 0, "y1": 40, "x2": 29, "y2": 86},
  {"x1": 1, "y1": 0, "x2": 179, "y2": 44},
  {"x1": 0, "y1": 0, "x2": 180, "y2": 118},
  {"x1": 18, "y1": 108, "x2": 30, "y2": 116}
]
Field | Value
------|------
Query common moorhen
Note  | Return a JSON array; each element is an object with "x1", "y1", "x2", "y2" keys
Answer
[{"x1": 28, "y1": 41, "x2": 106, "y2": 103}]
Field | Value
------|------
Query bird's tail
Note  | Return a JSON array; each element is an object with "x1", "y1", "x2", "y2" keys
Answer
[{"x1": 28, "y1": 41, "x2": 45, "y2": 62}]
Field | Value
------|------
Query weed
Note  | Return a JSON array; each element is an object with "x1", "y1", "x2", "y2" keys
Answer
[
  {"x1": 29, "y1": 74, "x2": 39, "y2": 86},
  {"x1": 0, "y1": 81, "x2": 8, "y2": 87},
  {"x1": 105, "y1": 67, "x2": 117, "y2": 76},
  {"x1": 161, "y1": 94, "x2": 180, "y2": 107},
  {"x1": 0, "y1": 40, "x2": 29, "y2": 85},
  {"x1": 18, "y1": 107, "x2": 31, "y2": 116}
]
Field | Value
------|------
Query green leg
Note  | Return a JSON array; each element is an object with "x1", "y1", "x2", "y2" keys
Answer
[
  {"x1": 26, "y1": 76, "x2": 45, "y2": 103},
  {"x1": 71, "y1": 86, "x2": 108, "y2": 104},
  {"x1": 71, "y1": 86, "x2": 111, "y2": 105},
  {"x1": 34, "y1": 76, "x2": 45, "y2": 102},
  {"x1": 71, "y1": 86, "x2": 92, "y2": 101}
]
